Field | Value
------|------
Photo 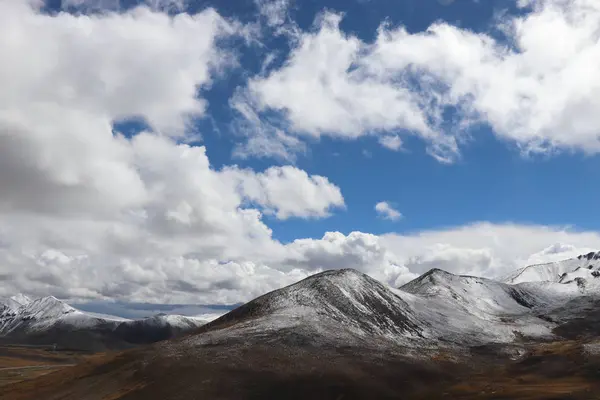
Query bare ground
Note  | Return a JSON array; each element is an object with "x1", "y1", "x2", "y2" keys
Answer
[
  {"x1": 0, "y1": 345, "x2": 93, "y2": 388},
  {"x1": 3, "y1": 336, "x2": 600, "y2": 400}
]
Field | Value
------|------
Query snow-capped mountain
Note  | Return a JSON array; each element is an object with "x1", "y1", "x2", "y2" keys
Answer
[
  {"x1": 0, "y1": 294, "x2": 31, "y2": 313},
  {"x1": 504, "y1": 251, "x2": 600, "y2": 285},
  {"x1": 6, "y1": 251, "x2": 600, "y2": 352},
  {"x1": 10, "y1": 259, "x2": 600, "y2": 400},
  {"x1": 0, "y1": 295, "x2": 217, "y2": 350},
  {"x1": 397, "y1": 269, "x2": 557, "y2": 344},
  {"x1": 193, "y1": 269, "x2": 425, "y2": 348},
  {"x1": 114, "y1": 314, "x2": 214, "y2": 345},
  {"x1": 190, "y1": 260, "x2": 600, "y2": 351}
]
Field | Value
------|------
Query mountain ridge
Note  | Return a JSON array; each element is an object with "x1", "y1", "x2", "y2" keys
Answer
[
  {"x1": 0, "y1": 295, "x2": 219, "y2": 351},
  {"x1": 191, "y1": 265, "x2": 589, "y2": 350},
  {"x1": 7, "y1": 257, "x2": 600, "y2": 400},
  {"x1": 504, "y1": 251, "x2": 600, "y2": 285}
]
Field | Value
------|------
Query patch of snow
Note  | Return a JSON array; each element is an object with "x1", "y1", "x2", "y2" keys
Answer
[
  {"x1": 193, "y1": 312, "x2": 224, "y2": 322},
  {"x1": 10, "y1": 294, "x2": 31, "y2": 306},
  {"x1": 504, "y1": 252, "x2": 600, "y2": 285},
  {"x1": 584, "y1": 342, "x2": 600, "y2": 356},
  {"x1": 0, "y1": 295, "x2": 205, "y2": 338}
]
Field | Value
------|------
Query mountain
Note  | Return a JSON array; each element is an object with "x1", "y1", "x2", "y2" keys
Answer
[
  {"x1": 0, "y1": 294, "x2": 31, "y2": 313},
  {"x1": 0, "y1": 295, "x2": 215, "y2": 351},
  {"x1": 8, "y1": 264, "x2": 600, "y2": 400},
  {"x1": 195, "y1": 269, "x2": 425, "y2": 348},
  {"x1": 3, "y1": 266, "x2": 595, "y2": 353},
  {"x1": 114, "y1": 314, "x2": 212, "y2": 344},
  {"x1": 191, "y1": 267, "x2": 582, "y2": 349},
  {"x1": 504, "y1": 251, "x2": 600, "y2": 284}
]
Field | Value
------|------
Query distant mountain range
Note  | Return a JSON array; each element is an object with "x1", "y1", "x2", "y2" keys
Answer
[
  {"x1": 504, "y1": 250, "x2": 600, "y2": 286},
  {"x1": 5, "y1": 251, "x2": 600, "y2": 352},
  {"x1": 193, "y1": 252, "x2": 600, "y2": 350},
  {"x1": 6, "y1": 251, "x2": 600, "y2": 399},
  {"x1": 0, "y1": 295, "x2": 219, "y2": 351}
]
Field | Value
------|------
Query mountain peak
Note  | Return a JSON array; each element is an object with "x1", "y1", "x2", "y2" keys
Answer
[
  {"x1": 200, "y1": 268, "x2": 423, "y2": 344},
  {"x1": 302, "y1": 268, "x2": 368, "y2": 285},
  {"x1": 577, "y1": 251, "x2": 600, "y2": 261},
  {"x1": 9, "y1": 294, "x2": 31, "y2": 306},
  {"x1": 0, "y1": 294, "x2": 31, "y2": 313},
  {"x1": 400, "y1": 268, "x2": 464, "y2": 293},
  {"x1": 505, "y1": 252, "x2": 600, "y2": 285},
  {"x1": 421, "y1": 268, "x2": 454, "y2": 279},
  {"x1": 20, "y1": 296, "x2": 76, "y2": 320}
]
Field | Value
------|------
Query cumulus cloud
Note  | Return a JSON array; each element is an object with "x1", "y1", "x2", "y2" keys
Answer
[
  {"x1": 378, "y1": 135, "x2": 403, "y2": 151},
  {"x1": 381, "y1": 222, "x2": 600, "y2": 279},
  {"x1": 282, "y1": 231, "x2": 418, "y2": 287},
  {"x1": 254, "y1": 0, "x2": 292, "y2": 28},
  {"x1": 0, "y1": 1, "x2": 343, "y2": 305},
  {"x1": 0, "y1": 0, "x2": 236, "y2": 217},
  {"x1": 375, "y1": 201, "x2": 402, "y2": 221},
  {"x1": 238, "y1": 0, "x2": 600, "y2": 161},
  {"x1": 238, "y1": 12, "x2": 456, "y2": 161},
  {"x1": 230, "y1": 92, "x2": 307, "y2": 161},
  {"x1": 225, "y1": 166, "x2": 345, "y2": 220},
  {"x1": 2, "y1": 0, "x2": 600, "y2": 308}
]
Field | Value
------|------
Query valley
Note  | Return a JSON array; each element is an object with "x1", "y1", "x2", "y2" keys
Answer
[{"x1": 0, "y1": 344, "x2": 91, "y2": 388}]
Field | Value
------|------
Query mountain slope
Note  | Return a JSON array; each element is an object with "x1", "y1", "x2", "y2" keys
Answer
[
  {"x1": 397, "y1": 269, "x2": 559, "y2": 345},
  {"x1": 0, "y1": 296, "x2": 214, "y2": 350},
  {"x1": 114, "y1": 314, "x2": 211, "y2": 344},
  {"x1": 192, "y1": 268, "x2": 572, "y2": 349},
  {"x1": 402, "y1": 268, "x2": 540, "y2": 313},
  {"x1": 6, "y1": 265, "x2": 600, "y2": 400},
  {"x1": 196, "y1": 269, "x2": 425, "y2": 348},
  {"x1": 0, "y1": 294, "x2": 31, "y2": 313},
  {"x1": 504, "y1": 251, "x2": 600, "y2": 284},
  {"x1": 7, "y1": 266, "x2": 600, "y2": 400}
]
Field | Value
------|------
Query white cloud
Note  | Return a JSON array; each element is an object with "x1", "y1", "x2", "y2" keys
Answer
[
  {"x1": 378, "y1": 135, "x2": 403, "y2": 151},
  {"x1": 0, "y1": 1, "x2": 344, "y2": 304},
  {"x1": 230, "y1": 92, "x2": 307, "y2": 161},
  {"x1": 61, "y1": 0, "x2": 188, "y2": 12},
  {"x1": 225, "y1": 166, "x2": 345, "y2": 220},
  {"x1": 381, "y1": 222, "x2": 600, "y2": 279},
  {"x1": 238, "y1": 0, "x2": 600, "y2": 161},
  {"x1": 3, "y1": 0, "x2": 600, "y2": 308},
  {"x1": 0, "y1": 0, "x2": 237, "y2": 217},
  {"x1": 254, "y1": 0, "x2": 291, "y2": 27},
  {"x1": 375, "y1": 201, "x2": 402, "y2": 221},
  {"x1": 281, "y1": 231, "x2": 419, "y2": 287},
  {"x1": 239, "y1": 12, "x2": 457, "y2": 160},
  {"x1": 274, "y1": 223, "x2": 600, "y2": 289}
]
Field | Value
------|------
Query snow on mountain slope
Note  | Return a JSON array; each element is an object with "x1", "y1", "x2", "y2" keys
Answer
[
  {"x1": 119, "y1": 314, "x2": 208, "y2": 330},
  {"x1": 397, "y1": 269, "x2": 555, "y2": 344},
  {"x1": 0, "y1": 294, "x2": 32, "y2": 313},
  {"x1": 114, "y1": 313, "x2": 212, "y2": 345},
  {"x1": 0, "y1": 295, "x2": 213, "y2": 349},
  {"x1": 20, "y1": 296, "x2": 77, "y2": 321},
  {"x1": 192, "y1": 268, "x2": 569, "y2": 350},
  {"x1": 194, "y1": 269, "x2": 426, "y2": 348},
  {"x1": 402, "y1": 269, "x2": 537, "y2": 315},
  {"x1": 194, "y1": 312, "x2": 224, "y2": 322},
  {"x1": 0, "y1": 295, "x2": 119, "y2": 335},
  {"x1": 5, "y1": 255, "x2": 600, "y2": 352},
  {"x1": 504, "y1": 251, "x2": 600, "y2": 284},
  {"x1": 11, "y1": 293, "x2": 32, "y2": 305}
]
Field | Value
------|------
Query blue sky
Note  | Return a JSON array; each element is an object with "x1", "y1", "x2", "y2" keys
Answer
[
  {"x1": 125, "y1": 0, "x2": 592, "y2": 243},
  {"x1": 4, "y1": 0, "x2": 600, "y2": 314},
  {"x1": 182, "y1": 0, "x2": 597, "y2": 241}
]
